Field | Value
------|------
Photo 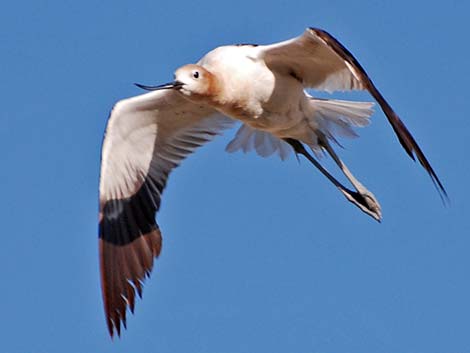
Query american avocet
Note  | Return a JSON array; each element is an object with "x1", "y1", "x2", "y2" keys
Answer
[{"x1": 98, "y1": 27, "x2": 447, "y2": 337}]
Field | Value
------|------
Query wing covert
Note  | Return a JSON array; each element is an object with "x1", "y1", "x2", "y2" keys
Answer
[{"x1": 257, "y1": 28, "x2": 364, "y2": 91}]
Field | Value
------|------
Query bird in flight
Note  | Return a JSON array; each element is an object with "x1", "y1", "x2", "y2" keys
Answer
[{"x1": 98, "y1": 27, "x2": 447, "y2": 337}]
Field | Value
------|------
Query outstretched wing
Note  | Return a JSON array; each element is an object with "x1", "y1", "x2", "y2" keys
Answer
[
  {"x1": 99, "y1": 89, "x2": 233, "y2": 337},
  {"x1": 257, "y1": 27, "x2": 447, "y2": 200}
]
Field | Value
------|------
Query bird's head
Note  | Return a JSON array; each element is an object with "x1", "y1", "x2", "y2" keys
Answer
[{"x1": 135, "y1": 64, "x2": 218, "y2": 102}]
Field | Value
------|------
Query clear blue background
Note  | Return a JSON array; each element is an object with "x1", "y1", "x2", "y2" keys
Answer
[{"x1": 1, "y1": 1, "x2": 468, "y2": 352}]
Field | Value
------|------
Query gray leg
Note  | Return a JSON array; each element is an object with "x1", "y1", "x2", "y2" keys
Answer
[
  {"x1": 285, "y1": 138, "x2": 382, "y2": 222},
  {"x1": 320, "y1": 138, "x2": 381, "y2": 221}
]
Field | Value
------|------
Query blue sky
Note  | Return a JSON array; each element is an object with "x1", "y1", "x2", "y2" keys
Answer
[{"x1": 1, "y1": 0, "x2": 469, "y2": 352}]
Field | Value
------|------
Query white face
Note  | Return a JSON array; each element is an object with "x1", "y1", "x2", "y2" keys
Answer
[{"x1": 174, "y1": 65, "x2": 210, "y2": 97}]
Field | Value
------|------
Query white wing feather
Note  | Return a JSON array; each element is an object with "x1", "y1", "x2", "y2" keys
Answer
[
  {"x1": 256, "y1": 28, "x2": 364, "y2": 92},
  {"x1": 100, "y1": 90, "x2": 232, "y2": 203}
]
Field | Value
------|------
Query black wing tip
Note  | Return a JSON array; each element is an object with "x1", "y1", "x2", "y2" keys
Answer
[
  {"x1": 428, "y1": 170, "x2": 449, "y2": 206},
  {"x1": 404, "y1": 146, "x2": 449, "y2": 205},
  {"x1": 404, "y1": 136, "x2": 449, "y2": 205}
]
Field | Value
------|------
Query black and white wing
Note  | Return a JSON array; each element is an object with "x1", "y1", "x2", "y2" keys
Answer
[
  {"x1": 256, "y1": 27, "x2": 447, "y2": 199},
  {"x1": 99, "y1": 90, "x2": 233, "y2": 337}
]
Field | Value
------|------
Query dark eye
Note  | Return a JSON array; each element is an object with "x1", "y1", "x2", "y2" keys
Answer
[{"x1": 193, "y1": 71, "x2": 199, "y2": 79}]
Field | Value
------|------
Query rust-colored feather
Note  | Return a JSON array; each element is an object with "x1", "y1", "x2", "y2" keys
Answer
[{"x1": 99, "y1": 229, "x2": 162, "y2": 337}]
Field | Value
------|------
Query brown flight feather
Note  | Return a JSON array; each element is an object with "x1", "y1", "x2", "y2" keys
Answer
[{"x1": 99, "y1": 228, "x2": 162, "y2": 337}]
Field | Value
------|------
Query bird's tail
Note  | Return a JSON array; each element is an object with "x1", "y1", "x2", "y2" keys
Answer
[{"x1": 309, "y1": 98, "x2": 374, "y2": 141}]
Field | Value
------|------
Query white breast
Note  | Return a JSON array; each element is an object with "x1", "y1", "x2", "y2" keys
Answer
[{"x1": 198, "y1": 45, "x2": 307, "y2": 131}]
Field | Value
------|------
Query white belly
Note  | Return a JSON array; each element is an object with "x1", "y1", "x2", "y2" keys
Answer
[{"x1": 199, "y1": 44, "x2": 320, "y2": 144}]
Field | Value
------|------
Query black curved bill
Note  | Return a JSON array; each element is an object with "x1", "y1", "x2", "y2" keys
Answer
[{"x1": 134, "y1": 81, "x2": 184, "y2": 91}]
